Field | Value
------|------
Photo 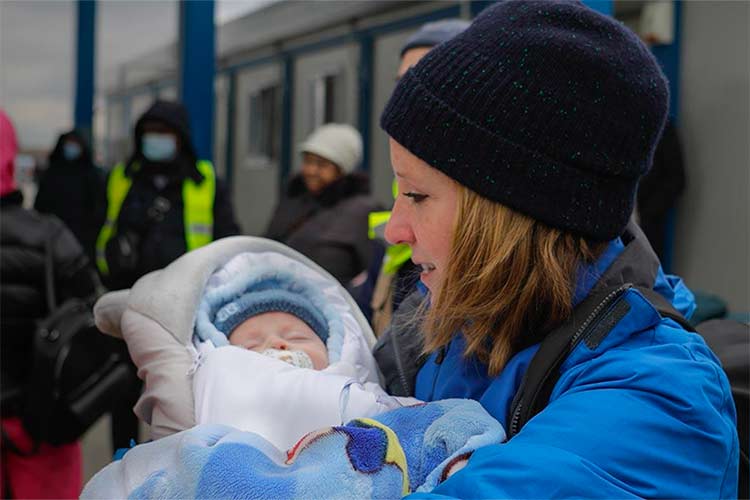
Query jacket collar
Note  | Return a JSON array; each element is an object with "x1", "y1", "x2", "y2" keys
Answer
[
  {"x1": 572, "y1": 220, "x2": 662, "y2": 306},
  {"x1": 594, "y1": 221, "x2": 662, "y2": 291}
]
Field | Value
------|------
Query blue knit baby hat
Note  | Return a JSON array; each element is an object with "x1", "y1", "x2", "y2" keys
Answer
[
  {"x1": 212, "y1": 288, "x2": 329, "y2": 343},
  {"x1": 195, "y1": 252, "x2": 351, "y2": 356}
]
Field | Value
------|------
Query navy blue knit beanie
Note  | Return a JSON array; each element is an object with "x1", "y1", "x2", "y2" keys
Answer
[{"x1": 381, "y1": 0, "x2": 669, "y2": 241}]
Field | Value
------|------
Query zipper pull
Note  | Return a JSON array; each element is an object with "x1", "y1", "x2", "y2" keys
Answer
[{"x1": 186, "y1": 343, "x2": 203, "y2": 376}]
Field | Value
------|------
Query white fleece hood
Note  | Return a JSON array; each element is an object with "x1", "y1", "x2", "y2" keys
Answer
[{"x1": 194, "y1": 251, "x2": 369, "y2": 366}]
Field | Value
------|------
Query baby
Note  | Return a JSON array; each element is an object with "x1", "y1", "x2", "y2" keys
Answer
[{"x1": 93, "y1": 237, "x2": 416, "y2": 451}]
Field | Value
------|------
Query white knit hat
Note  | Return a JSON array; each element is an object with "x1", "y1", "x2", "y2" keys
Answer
[{"x1": 299, "y1": 123, "x2": 363, "y2": 174}]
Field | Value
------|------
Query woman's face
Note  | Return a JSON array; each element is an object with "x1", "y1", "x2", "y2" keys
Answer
[
  {"x1": 301, "y1": 152, "x2": 342, "y2": 194},
  {"x1": 384, "y1": 139, "x2": 458, "y2": 296}
]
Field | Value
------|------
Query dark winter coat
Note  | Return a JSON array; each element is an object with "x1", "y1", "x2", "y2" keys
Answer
[
  {"x1": 102, "y1": 101, "x2": 241, "y2": 290},
  {"x1": 1, "y1": 191, "x2": 99, "y2": 401},
  {"x1": 265, "y1": 173, "x2": 380, "y2": 285},
  {"x1": 372, "y1": 287, "x2": 425, "y2": 396},
  {"x1": 34, "y1": 130, "x2": 106, "y2": 262},
  {"x1": 636, "y1": 121, "x2": 686, "y2": 260}
]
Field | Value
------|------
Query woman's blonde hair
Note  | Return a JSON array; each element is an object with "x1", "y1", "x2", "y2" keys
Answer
[{"x1": 423, "y1": 185, "x2": 608, "y2": 376}]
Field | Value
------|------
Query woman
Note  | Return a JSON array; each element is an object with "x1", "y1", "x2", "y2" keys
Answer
[
  {"x1": 378, "y1": 1, "x2": 738, "y2": 498},
  {"x1": 265, "y1": 123, "x2": 379, "y2": 285}
]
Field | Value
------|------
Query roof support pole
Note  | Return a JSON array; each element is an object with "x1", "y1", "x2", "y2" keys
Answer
[
  {"x1": 582, "y1": 0, "x2": 614, "y2": 16},
  {"x1": 74, "y1": 0, "x2": 96, "y2": 143},
  {"x1": 179, "y1": 0, "x2": 215, "y2": 161}
]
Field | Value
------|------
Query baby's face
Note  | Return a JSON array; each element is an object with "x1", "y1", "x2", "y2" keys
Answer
[{"x1": 228, "y1": 311, "x2": 329, "y2": 370}]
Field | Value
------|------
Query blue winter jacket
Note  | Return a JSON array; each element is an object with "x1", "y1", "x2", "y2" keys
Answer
[{"x1": 410, "y1": 225, "x2": 739, "y2": 499}]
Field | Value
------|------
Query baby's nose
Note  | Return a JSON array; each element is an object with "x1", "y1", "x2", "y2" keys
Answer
[{"x1": 269, "y1": 338, "x2": 288, "y2": 350}]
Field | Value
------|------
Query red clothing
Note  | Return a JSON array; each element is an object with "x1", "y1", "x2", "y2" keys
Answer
[
  {"x1": 0, "y1": 110, "x2": 18, "y2": 196},
  {"x1": 1, "y1": 417, "x2": 82, "y2": 499}
]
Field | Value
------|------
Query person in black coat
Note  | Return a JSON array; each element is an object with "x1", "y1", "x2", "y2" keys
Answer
[
  {"x1": 636, "y1": 120, "x2": 686, "y2": 262},
  {"x1": 35, "y1": 130, "x2": 106, "y2": 263},
  {"x1": 1, "y1": 110, "x2": 99, "y2": 498},
  {"x1": 265, "y1": 124, "x2": 379, "y2": 285}
]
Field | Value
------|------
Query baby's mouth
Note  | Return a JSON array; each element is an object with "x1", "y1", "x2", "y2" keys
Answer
[{"x1": 260, "y1": 348, "x2": 314, "y2": 369}]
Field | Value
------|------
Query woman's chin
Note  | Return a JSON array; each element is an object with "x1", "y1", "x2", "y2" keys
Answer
[{"x1": 420, "y1": 270, "x2": 440, "y2": 296}]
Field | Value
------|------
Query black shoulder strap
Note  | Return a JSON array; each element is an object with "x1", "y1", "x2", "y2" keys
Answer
[
  {"x1": 634, "y1": 286, "x2": 696, "y2": 332},
  {"x1": 507, "y1": 284, "x2": 693, "y2": 439},
  {"x1": 43, "y1": 230, "x2": 57, "y2": 312}
]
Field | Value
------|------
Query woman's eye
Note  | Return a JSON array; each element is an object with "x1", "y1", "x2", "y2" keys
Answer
[{"x1": 403, "y1": 192, "x2": 427, "y2": 203}]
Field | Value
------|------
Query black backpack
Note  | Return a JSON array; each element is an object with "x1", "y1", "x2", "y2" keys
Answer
[
  {"x1": 509, "y1": 284, "x2": 748, "y2": 499},
  {"x1": 18, "y1": 238, "x2": 132, "y2": 446}
]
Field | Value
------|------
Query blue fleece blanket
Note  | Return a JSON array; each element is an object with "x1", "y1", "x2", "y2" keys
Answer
[{"x1": 82, "y1": 399, "x2": 505, "y2": 499}]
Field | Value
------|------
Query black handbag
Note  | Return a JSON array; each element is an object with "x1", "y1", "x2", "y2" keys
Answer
[{"x1": 20, "y1": 237, "x2": 132, "y2": 446}]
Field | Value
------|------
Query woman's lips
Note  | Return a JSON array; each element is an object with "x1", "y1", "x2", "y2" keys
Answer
[{"x1": 417, "y1": 262, "x2": 436, "y2": 281}]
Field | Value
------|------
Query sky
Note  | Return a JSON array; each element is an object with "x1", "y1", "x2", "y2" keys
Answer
[{"x1": 0, "y1": 0, "x2": 271, "y2": 151}]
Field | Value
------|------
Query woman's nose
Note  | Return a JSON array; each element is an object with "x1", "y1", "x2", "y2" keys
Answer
[{"x1": 384, "y1": 200, "x2": 414, "y2": 246}]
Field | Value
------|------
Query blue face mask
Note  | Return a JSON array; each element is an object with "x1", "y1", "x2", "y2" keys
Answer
[
  {"x1": 62, "y1": 142, "x2": 82, "y2": 161},
  {"x1": 141, "y1": 133, "x2": 177, "y2": 162}
]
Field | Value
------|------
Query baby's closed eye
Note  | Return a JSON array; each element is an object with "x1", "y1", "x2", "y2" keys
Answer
[{"x1": 285, "y1": 331, "x2": 316, "y2": 341}]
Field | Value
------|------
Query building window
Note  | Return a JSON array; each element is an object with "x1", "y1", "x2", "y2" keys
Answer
[
  {"x1": 308, "y1": 72, "x2": 342, "y2": 133},
  {"x1": 248, "y1": 84, "x2": 281, "y2": 165}
]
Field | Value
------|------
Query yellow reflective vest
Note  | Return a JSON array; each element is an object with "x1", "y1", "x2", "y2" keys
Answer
[
  {"x1": 367, "y1": 211, "x2": 412, "y2": 275},
  {"x1": 95, "y1": 160, "x2": 216, "y2": 275},
  {"x1": 367, "y1": 178, "x2": 412, "y2": 275}
]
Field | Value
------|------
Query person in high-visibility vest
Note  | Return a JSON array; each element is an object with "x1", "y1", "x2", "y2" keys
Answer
[
  {"x1": 96, "y1": 99, "x2": 240, "y2": 453},
  {"x1": 356, "y1": 20, "x2": 470, "y2": 341},
  {"x1": 96, "y1": 100, "x2": 240, "y2": 290}
]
